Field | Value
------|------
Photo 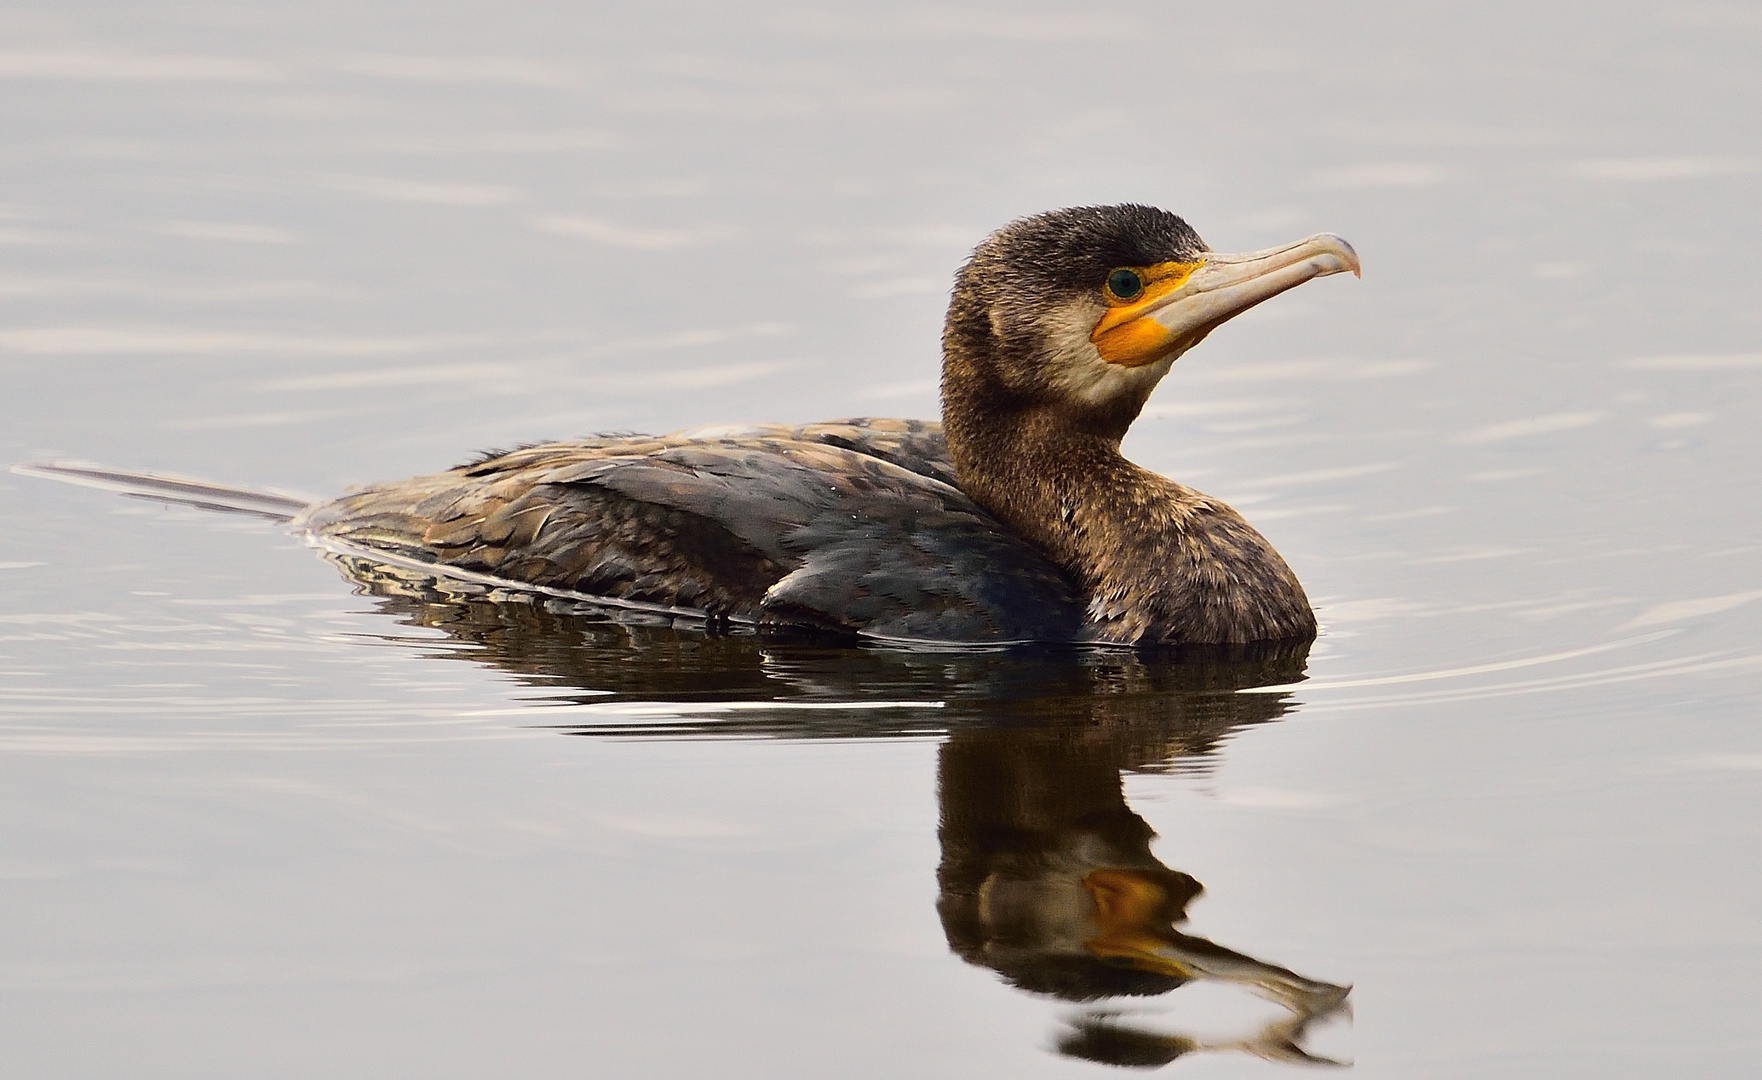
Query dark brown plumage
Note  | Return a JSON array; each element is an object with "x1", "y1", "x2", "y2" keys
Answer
[
  {"x1": 299, "y1": 419, "x2": 1089, "y2": 643},
  {"x1": 24, "y1": 205, "x2": 1357, "y2": 646},
  {"x1": 297, "y1": 204, "x2": 1360, "y2": 646}
]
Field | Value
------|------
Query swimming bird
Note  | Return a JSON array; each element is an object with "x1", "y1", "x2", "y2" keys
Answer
[{"x1": 21, "y1": 205, "x2": 1358, "y2": 646}]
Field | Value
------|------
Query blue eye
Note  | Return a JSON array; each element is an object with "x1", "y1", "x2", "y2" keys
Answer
[{"x1": 1106, "y1": 268, "x2": 1144, "y2": 301}]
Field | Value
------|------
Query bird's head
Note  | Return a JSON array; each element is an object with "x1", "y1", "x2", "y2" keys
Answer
[{"x1": 942, "y1": 204, "x2": 1359, "y2": 435}]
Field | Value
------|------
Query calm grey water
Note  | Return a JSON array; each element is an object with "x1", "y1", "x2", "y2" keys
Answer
[{"x1": 3, "y1": 1, "x2": 1759, "y2": 1075}]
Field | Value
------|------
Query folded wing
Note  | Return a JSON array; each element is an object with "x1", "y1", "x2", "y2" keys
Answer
[{"x1": 299, "y1": 418, "x2": 1083, "y2": 643}]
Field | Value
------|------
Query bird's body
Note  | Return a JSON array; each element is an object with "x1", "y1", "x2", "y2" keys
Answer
[
  {"x1": 23, "y1": 205, "x2": 1359, "y2": 646},
  {"x1": 299, "y1": 419, "x2": 1090, "y2": 643},
  {"x1": 296, "y1": 413, "x2": 1312, "y2": 645}
]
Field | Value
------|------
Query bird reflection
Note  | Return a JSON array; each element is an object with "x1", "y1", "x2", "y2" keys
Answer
[
  {"x1": 938, "y1": 707, "x2": 1349, "y2": 1068},
  {"x1": 330, "y1": 553, "x2": 1351, "y2": 1067}
]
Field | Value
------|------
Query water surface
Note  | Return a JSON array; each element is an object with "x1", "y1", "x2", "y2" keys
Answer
[{"x1": 2, "y1": 2, "x2": 1759, "y2": 1075}]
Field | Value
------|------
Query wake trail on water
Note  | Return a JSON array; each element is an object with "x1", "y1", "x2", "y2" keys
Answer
[{"x1": 11, "y1": 462, "x2": 316, "y2": 523}]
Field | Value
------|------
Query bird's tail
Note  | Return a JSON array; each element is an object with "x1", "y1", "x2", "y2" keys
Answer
[{"x1": 11, "y1": 462, "x2": 317, "y2": 523}]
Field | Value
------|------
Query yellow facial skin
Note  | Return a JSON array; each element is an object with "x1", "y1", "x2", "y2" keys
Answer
[{"x1": 1089, "y1": 261, "x2": 1205, "y2": 368}]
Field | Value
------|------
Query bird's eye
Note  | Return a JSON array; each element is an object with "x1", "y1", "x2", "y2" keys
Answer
[{"x1": 1105, "y1": 268, "x2": 1145, "y2": 302}]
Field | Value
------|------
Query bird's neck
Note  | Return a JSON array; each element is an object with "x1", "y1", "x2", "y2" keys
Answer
[
  {"x1": 942, "y1": 378, "x2": 1315, "y2": 645},
  {"x1": 942, "y1": 387, "x2": 1162, "y2": 578}
]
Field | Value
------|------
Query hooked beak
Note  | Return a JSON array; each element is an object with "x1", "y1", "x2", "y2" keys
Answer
[{"x1": 1090, "y1": 234, "x2": 1360, "y2": 367}]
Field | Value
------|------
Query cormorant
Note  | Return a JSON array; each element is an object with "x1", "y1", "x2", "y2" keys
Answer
[{"x1": 21, "y1": 205, "x2": 1359, "y2": 646}]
